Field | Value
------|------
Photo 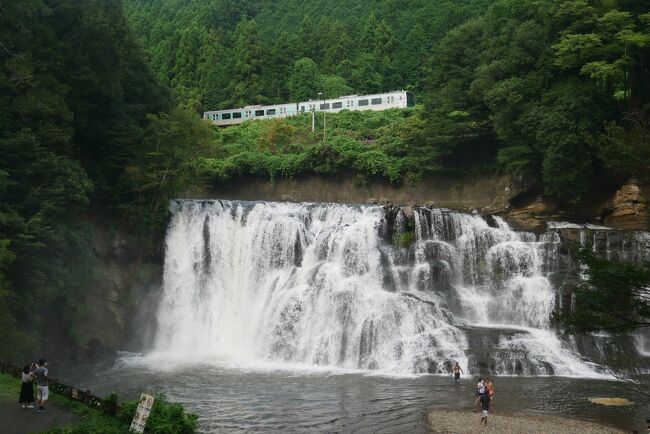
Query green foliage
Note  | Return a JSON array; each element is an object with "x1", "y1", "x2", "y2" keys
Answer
[
  {"x1": 0, "y1": 0, "x2": 189, "y2": 361},
  {"x1": 288, "y1": 58, "x2": 321, "y2": 102},
  {"x1": 424, "y1": 0, "x2": 650, "y2": 203},
  {"x1": 196, "y1": 108, "x2": 427, "y2": 184},
  {"x1": 123, "y1": 0, "x2": 492, "y2": 106},
  {"x1": 392, "y1": 232, "x2": 415, "y2": 249},
  {"x1": 117, "y1": 394, "x2": 198, "y2": 434},
  {"x1": 559, "y1": 248, "x2": 650, "y2": 332},
  {"x1": 599, "y1": 114, "x2": 650, "y2": 183},
  {"x1": 0, "y1": 372, "x2": 197, "y2": 433},
  {"x1": 121, "y1": 103, "x2": 215, "y2": 229}
]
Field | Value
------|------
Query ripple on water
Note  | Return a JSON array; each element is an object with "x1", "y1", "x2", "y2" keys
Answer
[{"x1": 56, "y1": 361, "x2": 650, "y2": 433}]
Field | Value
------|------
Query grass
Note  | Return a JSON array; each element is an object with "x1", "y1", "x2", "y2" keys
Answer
[
  {"x1": 0, "y1": 371, "x2": 19, "y2": 401},
  {"x1": 0, "y1": 371, "x2": 198, "y2": 433},
  {"x1": 0, "y1": 371, "x2": 119, "y2": 432}
]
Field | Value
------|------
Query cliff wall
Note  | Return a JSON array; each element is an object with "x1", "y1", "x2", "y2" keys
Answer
[{"x1": 188, "y1": 174, "x2": 649, "y2": 231}]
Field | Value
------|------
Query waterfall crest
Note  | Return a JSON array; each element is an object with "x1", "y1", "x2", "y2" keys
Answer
[{"x1": 151, "y1": 200, "x2": 635, "y2": 376}]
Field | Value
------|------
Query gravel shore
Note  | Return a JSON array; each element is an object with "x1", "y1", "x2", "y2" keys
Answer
[{"x1": 427, "y1": 410, "x2": 626, "y2": 433}]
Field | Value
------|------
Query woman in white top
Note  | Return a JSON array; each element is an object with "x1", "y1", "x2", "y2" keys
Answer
[{"x1": 19, "y1": 365, "x2": 35, "y2": 408}]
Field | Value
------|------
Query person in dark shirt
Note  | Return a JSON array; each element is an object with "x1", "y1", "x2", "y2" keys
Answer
[
  {"x1": 479, "y1": 389, "x2": 490, "y2": 425},
  {"x1": 34, "y1": 359, "x2": 48, "y2": 412}
]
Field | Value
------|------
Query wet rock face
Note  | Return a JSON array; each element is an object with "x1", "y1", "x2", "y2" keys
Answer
[
  {"x1": 506, "y1": 196, "x2": 562, "y2": 231},
  {"x1": 603, "y1": 181, "x2": 649, "y2": 230}
]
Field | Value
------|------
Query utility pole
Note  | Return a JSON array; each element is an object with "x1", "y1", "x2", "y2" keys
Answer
[
  {"x1": 318, "y1": 92, "x2": 326, "y2": 140},
  {"x1": 311, "y1": 107, "x2": 315, "y2": 132}
]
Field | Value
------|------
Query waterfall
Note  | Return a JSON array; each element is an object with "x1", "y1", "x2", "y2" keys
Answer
[{"x1": 151, "y1": 200, "x2": 621, "y2": 376}]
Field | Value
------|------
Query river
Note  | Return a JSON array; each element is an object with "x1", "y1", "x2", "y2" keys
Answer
[{"x1": 60, "y1": 357, "x2": 649, "y2": 432}]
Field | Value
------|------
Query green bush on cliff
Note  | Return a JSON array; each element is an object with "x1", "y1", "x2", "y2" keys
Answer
[{"x1": 195, "y1": 107, "x2": 430, "y2": 184}]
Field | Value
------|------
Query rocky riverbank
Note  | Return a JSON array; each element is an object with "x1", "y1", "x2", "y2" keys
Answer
[{"x1": 427, "y1": 410, "x2": 626, "y2": 433}]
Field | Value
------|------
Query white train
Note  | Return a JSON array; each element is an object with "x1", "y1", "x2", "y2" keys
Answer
[{"x1": 203, "y1": 90, "x2": 415, "y2": 126}]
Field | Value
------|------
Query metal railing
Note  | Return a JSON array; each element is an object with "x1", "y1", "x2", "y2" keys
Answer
[{"x1": 0, "y1": 360, "x2": 120, "y2": 415}]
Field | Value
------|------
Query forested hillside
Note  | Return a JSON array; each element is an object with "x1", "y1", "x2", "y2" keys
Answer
[
  {"x1": 124, "y1": 0, "x2": 650, "y2": 203},
  {"x1": 424, "y1": 0, "x2": 650, "y2": 202},
  {"x1": 123, "y1": 0, "x2": 491, "y2": 108},
  {"x1": 0, "y1": 0, "x2": 213, "y2": 359}
]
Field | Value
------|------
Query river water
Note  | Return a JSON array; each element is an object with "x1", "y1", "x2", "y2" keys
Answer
[{"x1": 61, "y1": 358, "x2": 649, "y2": 433}]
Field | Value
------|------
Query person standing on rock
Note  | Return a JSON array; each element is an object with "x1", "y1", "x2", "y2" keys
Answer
[
  {"x1": 485, "y1": 378, "x2": 495, "y2": 411},
  {"x1": 452, "y1": 361, "x2": 463, "y2": 382},
  {"x1": 34, "y1": 359, "x2": 49, "y2": 412},
  {"x1": 474, "y1": 377, "x2": 485, "y2": 412},
  {"x1": 18, "y1": 365, "x2": 35, "y2": 409}
]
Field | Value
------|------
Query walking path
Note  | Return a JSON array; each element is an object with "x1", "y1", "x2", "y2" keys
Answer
[
  {"x1": 0, "y1": 400, "x2": 79, "y2": 434},
  {"x1": 428, "y1": 410, "x2": 625, "y2": 434}
]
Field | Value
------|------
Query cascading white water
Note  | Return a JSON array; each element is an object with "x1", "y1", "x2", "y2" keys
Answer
[{"x1": 151, "y1": 200, "x2": 608, "y2": 376}]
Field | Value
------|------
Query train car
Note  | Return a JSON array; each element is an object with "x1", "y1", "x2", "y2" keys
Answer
[
  {"x1": 298, "y1": 90, "x2": 414, "y2": 114},
  {"x1": 204, "y1": 91, "x2": 415, "y2": 127},
  {"x1": 204, "y1": 102, "x2": 298, "y2": 126}
]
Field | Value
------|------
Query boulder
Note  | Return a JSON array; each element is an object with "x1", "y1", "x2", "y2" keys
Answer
[
  {"x1": 603, "y1": 181, "x2": 648, "y2": 230},
  {"x1": 506, "y1": 196, "x2": 561, "y2": 231},
  {"x1": 424, "y1": 200, "x2": 436, "y2": 209},
  {"x1": 401, "y1": 205, "x2": 414, "y2": 219},
  {"x1": 379, "y1": 197, "x2": 392, "y2": 207}
]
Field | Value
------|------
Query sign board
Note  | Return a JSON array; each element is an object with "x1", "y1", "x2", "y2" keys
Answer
[
  {"x1": 130, "y1": 393, "x2": 155, "y2": 433},
  {"x1": 71, "y1": 388, "x2": 78, "y2": 400}
]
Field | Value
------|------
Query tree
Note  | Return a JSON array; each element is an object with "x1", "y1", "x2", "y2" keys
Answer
[
  {"x1": 599, "y1": 114, "x2": 650, "y2": 182},
  {"x1": 288, "y1": 58, "x2": 321, "y2": 101},
  {"x1": 395, "y1": 24, "x2": 429, "y2": 92},
  {"x1": 560, "y1": 249, "x2": 650, "y2": 332},
  {"x1": 266, "y1": 31, "x2": 295, "y2": 103},
  {"x1": 121, "y1": 104, "x2": 214, "y2": 228},
  {"x1": 228, "y1": 18, "x2": 265, "y2": 106},
  {"x1": 554, "y1": 8, "x2": 650, "y2": 109},
  {"x1": 320, "y1": 75, "x2": 352, "y2": 99}
]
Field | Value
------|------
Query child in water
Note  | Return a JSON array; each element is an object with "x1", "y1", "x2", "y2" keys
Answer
[{"x1": 452, "y1": 362, "x2": 463, "y2": 381}]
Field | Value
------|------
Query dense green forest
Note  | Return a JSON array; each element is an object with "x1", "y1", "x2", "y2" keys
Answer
[
  {"x1": 0, "y1": 0, "x2": 210, "y2": 358},
  {"x1": 1, "y1": 0, "x2": 649, "y2": 359},
  {"x1": 125, "y1": 0, "x2": 650, "y2": 202},
  {"x1": 123, "y1": 0, "x2": 492, "y2": 107}
]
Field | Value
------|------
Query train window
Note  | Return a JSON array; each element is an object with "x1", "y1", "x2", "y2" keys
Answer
[
  {"x1": 222, "y1": 113, "x2": 231, "y2": 120},
  {"x1": 332, "y1": 102, "x2": 342, "y2": 109},
  {"x1": 301, "y1": 106, "x2": 305, "y2": 112},
  {"x1": 255, "y1": 110, "x2": 265, "y2": 116},
  {"x1": 358, "y1": 99, "x2": 369, "y2": 106},
  {"x1": 319, "y1": 103, "x2": 330, "y2": 110},
  {"x1": 371, "y1": 98, "x2": 382, "y2": 105},
  {"x1": 233, "y1": 112, "x2": 242, "y2": 119},
  {"x1": 266, "y1": 109, "x2": 276, "y2": 115}
]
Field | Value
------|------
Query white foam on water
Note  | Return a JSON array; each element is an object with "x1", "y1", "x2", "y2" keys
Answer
[
  {"x1": 150, "y1": 200, "x2": 613, "y2": 377},
  {"x1": 633, "y1": 331, "x2": 650, "y2": 357}
]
